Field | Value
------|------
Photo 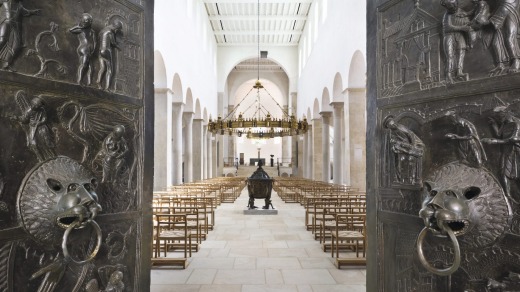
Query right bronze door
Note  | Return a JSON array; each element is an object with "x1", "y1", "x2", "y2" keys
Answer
[{"x1": 368, "y1": 0, "x2": 520, "y2": 291}]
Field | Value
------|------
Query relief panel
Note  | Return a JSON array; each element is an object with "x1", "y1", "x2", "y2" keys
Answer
[{"x1": 0, "y1": 0, "x2": 152, "y2": 291}]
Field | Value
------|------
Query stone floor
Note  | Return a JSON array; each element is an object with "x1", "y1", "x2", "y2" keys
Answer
[{"x1": 151, "y1": 188, "x2": 367, "y2": 292}]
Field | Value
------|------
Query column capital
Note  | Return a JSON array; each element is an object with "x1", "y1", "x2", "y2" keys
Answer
[
  {"x1": 319, "y1": 111, "x2": 332, "y2": 118},
  {"x1": 345, "y1": 87, "x2": 366, "y2": 93},
  {"x1": 330, "y1": 101, "x2": 344, "y2": 109},
  {"x1": 154, "y1": 87, "x2": 172, "y2": 94},
  {"x1": 183, "y1": 111, "x2": 195, "y2": 118}
]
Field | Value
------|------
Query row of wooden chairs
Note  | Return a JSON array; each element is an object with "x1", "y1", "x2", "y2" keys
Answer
[
  {"x1": 151, "y1": 177, "x2": 246, "y2": 268},
  {"x1": 273, "y1": 177, "x2": 367, "y2": 268}
]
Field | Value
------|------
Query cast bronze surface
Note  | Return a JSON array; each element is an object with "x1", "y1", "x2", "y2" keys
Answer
[
  {"x1": 0, "y1": 0, "x2": 153, "y2": 290},
  {"x1": 368, "y1": 0, "x2": 520, "y2": 290},
  {"x1": 246, "y1": 161, "x2": 274, "y2": 210}
]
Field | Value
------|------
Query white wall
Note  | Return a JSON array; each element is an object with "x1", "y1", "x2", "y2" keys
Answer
[
  {"x1": 218, "y1": 46, "x2": 299, "y2": 94},
  {"x1": 297, "y1": 0, "x2": 367, "y2": 117},
  {"x1": 154, "y1": 0, "x2": 218, "y2": 116}
]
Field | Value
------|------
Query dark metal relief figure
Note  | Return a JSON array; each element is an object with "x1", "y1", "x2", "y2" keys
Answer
[
  {"x1": 440, "y1": 0, "x2": 472, "y2": 83},
  {"x1": 482, "y1": 105, "x2": 520, "y2": 203},
  {"x1": 13, "y1": 90, "x2": 56, "y2": 162},
  {"x1": 0, "y1": 0, "x2": 40, "y2": 71},
  {"x1": 471, "y1": 0, "x2": 520, "y2": 75},
  {"x1": 97, "y1": 20, "x2": 123, "y2": 91},
  {"x1": 383, "y1": 116, "x2": 424, "y2": 185},
  {"x1": 94, "y1": 125, "x2": 129, "y2": 184},
  {"x1": 444, "y1": 110, "x2": 486, "y2": 167},
  {"x1": 69, "y1": 13, "x2": 96, "y2": 86}
]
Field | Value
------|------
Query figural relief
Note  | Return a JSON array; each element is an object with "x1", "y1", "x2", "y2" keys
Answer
[
  {"x1": 13, "y1": 90, "x2": 57, "y2": 162},
  {"x1": 86, "y1": 264, "x2": 127, "y2": 292},
  {"x1": 69, "y1": 13, "x2": 96, "y2": 86},
  {"x1": 441, "y1": 0, "x2": 472, "y2": 84},
  {"x1": 94, "y1": 125, "x2": 129, "y2": 185},
  {"x1": 444, "y1": 110, "x2": 487, "y2": 167},
  {"x1": 379, "y1": 0, "x2": 520, "y2": 97},
  {"x1": 481, "y1": 105, "x2": 520, "y2": 204},
  {"x1": 97, "y1": 20, "x2": 123, "y2": 91},
  {"x1": 383, "y1": 116, "x2": 425, "y2": 185},
  {"x1": 0, "y1": 0, "x2": 40, "y2": 71},
  {"x1": 17, "y1": 156, "x2": 103, "y2": 291}
]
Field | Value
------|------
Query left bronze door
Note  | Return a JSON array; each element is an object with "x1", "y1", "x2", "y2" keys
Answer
[{"x1": 0, "y1": 0, "x2": 153, "y2": 291}]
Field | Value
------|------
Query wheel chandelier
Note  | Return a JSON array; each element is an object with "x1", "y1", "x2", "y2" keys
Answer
[{"x1": 207, "y1": 0, "x2": 308, "y2": 140}]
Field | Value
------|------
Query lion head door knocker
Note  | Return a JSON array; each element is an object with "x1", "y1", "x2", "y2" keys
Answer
[
  {"x1": 18, "y1": 156, "x2": 102, "y2": 291},
  {"x1": 416, "y1": 163, "x2": 511, "y2": 276}
]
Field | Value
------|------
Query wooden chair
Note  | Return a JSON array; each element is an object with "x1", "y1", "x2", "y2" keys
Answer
[
  {"x1": 331, "y1": 214, "x2": 366, "y2": 261},
  {"x1": 154, "y1": 213, "x2": 192, "y2": 259}
]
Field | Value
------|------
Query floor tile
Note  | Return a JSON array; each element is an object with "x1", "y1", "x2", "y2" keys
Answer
[{"x1": 150, "y1": 188, "x2": 367, "y2": 290}]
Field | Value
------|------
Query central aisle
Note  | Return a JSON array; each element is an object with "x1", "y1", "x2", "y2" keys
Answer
[{"x1": 151, "y1": 187, "x2": 367, "y2": 292}]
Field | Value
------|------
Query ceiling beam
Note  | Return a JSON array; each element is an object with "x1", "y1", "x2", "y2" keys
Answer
[
  {"x1": 203, "y1": 0, "x2": 313, "y2": 3},
  {"x1": 216, "y1": 42, "x2": 299, "y2": 47},
  {"x1": 213, "y1": 30, "x2": 302, "y2": 35},
  {"x1": 208, "y1": 15, "x2": 308, "y2": 21}
]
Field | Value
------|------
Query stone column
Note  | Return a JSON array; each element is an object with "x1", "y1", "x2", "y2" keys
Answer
[
  {"x1": 282, "y1": 105, "x2": 291, "y2": 166},
  {"x1": 203, "y1": 124, "x2": 208, "y2": 179},
  {"x1": 320, "y1": 112, "x2": 332, "y2": 182},
  {"x1": 192, "y1": 118, "x2": 204, "y2": 181},
  {"x1": 290, "y1": 92, "x2": 298, "y2": 174},
  {"x1": 302, "y1": 127, "x2": 308, "y2": 178},
  {"x1": 227, "y1": 105, "x2": 235, "y2": 167},
  {"x1": 332, "y1": 102, "x2": 344, "y2": 185},
  {"x1": 347, "y1": 88, "x2": 367, "y2": 190},
  {"x1": 172, "y1": 102, "x2": 183, "y2": 185},
  {"x1": 306, "y1": 125, "x2": 313, "y2": 179},
  {"x1": 183, "y1": 112, "x2": 194, "y2": 183},
  {"x1": 213, "y1": 137, "x2": 219, "y2": 177},
  {"x1": 312, "y1": 117, "x2": 323, "y2": 181},
  {"x1": 153, "y1": 88, "x2": 170, "y2": 190},
  {"x1": 207, "y1": 131, "x2": 213, "y2": 179}
]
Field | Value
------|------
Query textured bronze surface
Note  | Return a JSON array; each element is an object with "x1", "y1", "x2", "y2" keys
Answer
[
  {"x1": 368, "y1": 0, "x2": 520, "y2": 290},
  {"x1": 0, "y1": 0, "x2": 153, "y2": 291}
]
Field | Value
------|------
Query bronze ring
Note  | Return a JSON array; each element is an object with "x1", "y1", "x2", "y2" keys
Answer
[
  {"x1": 416, "y1": 226, "x2": 461, "y2": 276},
  {"x1": 62, "y1": 220, "x2": 102, "y2": 265}
]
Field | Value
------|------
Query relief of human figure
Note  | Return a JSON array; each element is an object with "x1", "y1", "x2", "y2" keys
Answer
[
  {"x1": 471, "y1": 0, "x2": 520, "y2": 75},
  {"x1": 69, "y1": 13, "x2": 96, "y2": 85},
  {"x1": 0, "y1": 0, "x2": 40, "y2": 71},
  {"x1": 97, "y1": 20, "x2": 123, "y2": 91},
  {"x1": 440, "y1": 0, "x2": 473, "y2": 83},
  {"x1": 94, "y1": 125, "x2": 128, "y2": 184},
  {"x1": 444, "y1": 110, "x2": 487, "y2": 167},
  {"x1": 384, "y1": 116, "x2": 425, "y2": 185},
  {"x1": 481, "y1": 106, "x2": 520, "y2": 203},
  {"x1": 13, "y1": 90, "x2": 56, "y2": 162}
]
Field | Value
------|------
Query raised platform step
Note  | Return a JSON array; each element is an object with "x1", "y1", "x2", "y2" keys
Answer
[
  {"x1": 243, "y1": 209, "x2": 278, "y2": 215},
  {"x1": 335, "y1": 258, "x2": 366, "y2": 269},
  {"x1": 151, "y1": 258, "x2": 188, "y2": 269}
]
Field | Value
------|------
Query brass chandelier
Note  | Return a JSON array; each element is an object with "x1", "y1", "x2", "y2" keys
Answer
[{"x1": 208, "y1": 0, "x2": 308, "y2": 139}]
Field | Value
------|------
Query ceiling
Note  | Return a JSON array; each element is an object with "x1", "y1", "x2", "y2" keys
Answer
[{"x1": 203, "y1": 0, "x2": 313, "y2": 47}]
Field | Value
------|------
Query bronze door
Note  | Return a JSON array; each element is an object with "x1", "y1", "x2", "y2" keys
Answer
[
  {"x1": 368, "y1": 0, "x2": 520, "y2": 291},
  {"x1": 0, "y1": 0, "x2": 153, "y2": 291}
]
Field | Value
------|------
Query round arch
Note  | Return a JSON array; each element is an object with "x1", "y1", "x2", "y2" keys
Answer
[
  {"x1": 313, "y1": 98, "x2": 320, "y2": 119},
  {"x1": 321, "y1": 87, "x2": 332, "y2": 112},
  {"x1": 172, "y1": 73, "x2": 183, "y2": 102},
  {"x1": 154, "y1": 50, "x2": 167, "y2": 89},
  {"x1": 185, "y1": 88, "x2": 194, "y2": 112},
  {"x1": 195, "y1": 99, "x2": 202, "y2": 119},
  {"x1": 348, "y1": 50, "x2": 366, "y2": 88},
  {"x1": 333, "y1": 72, "x2": 344, "y2": 102}
]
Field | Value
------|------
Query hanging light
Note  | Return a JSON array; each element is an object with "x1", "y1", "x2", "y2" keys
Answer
[{"x1": 208, "y1": 0, "x2": 308, "y2": 139}]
